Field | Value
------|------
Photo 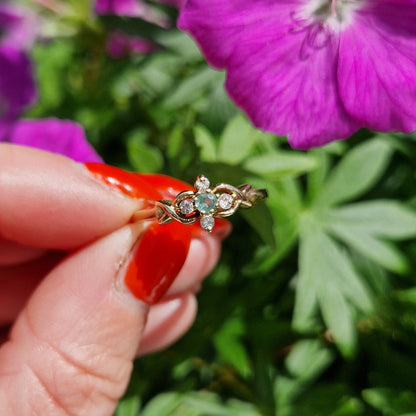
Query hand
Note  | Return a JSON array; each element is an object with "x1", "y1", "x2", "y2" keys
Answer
[{"x1": 0, "y1": 144, "x2": 230, "y2": 415}]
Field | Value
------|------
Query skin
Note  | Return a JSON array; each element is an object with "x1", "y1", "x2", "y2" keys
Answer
[{"x1": 0, "y1": 144, "x2": 230, "y2": 416}]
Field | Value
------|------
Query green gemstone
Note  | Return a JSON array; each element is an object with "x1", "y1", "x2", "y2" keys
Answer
[{"x1": 195, "y1": 192, "x2": 217, "y2": 214}]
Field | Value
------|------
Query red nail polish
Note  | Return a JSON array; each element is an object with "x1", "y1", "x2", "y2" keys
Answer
[
  {"x1": 84, "y1": 167, "x2": 229, "y2": 302},
  {"x1": 85, "y1": 163, "x2": 160, "y2": 200},
  {"x1": 137, "y1": 174, "x2": 231, "y2": 238},
  {"x1": 124, "y1": 221, "x2": 192, "y2": 304}
]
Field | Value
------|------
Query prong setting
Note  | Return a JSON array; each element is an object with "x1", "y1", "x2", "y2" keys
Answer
[{"x1": 156, "y1": 175, "x2": 267, "y2": 232}]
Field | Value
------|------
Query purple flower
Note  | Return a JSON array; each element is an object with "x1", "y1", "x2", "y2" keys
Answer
[
  {"x1": 0, "y1": 3, "x2": 37, "y2": 132},
  {"x1": 0, "y1": 3, "x2": 100, "y2": 163},
  {"x1": 95, "y1": 0, "x2": 143, "y2": 17},
  {"x1": 179, "y1": 0, "x2": 416, "y2": 149},
  {"x1": 5, "y1": 118, "x2": 102, "y2": 163},
  {"x1": 0, "y1": 47, "x2": 36, "y2": 130},
  {"x1": 95, "y1": 0, "x2": 182, "y2": 16},
  {"x1": 107, "y1": 31, "x2": 159, "y2": 59},
  {"x1": 0, "y1": 3, "x2": 38, "y2": 50},
  {"x1": 94, "y1": 0, "x2": 171, "y2": 27}
]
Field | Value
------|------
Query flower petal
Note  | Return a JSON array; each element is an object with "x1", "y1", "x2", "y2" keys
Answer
[
  {"x1": 6, "y1": 119, "x2": 103, "y2": 163},
  {"x1": 179, "y1": 0, "x2": 359, "y2": 148},
  {"x1": 338, "y1": 1, "x2": 416, "y2": 132},
  {"x1": 0, "y1": 3, "x2": 38, "y2": 50},
  {"x1": 106, "y1": 31, "x2": 158, "y2": 59},
  {"x1": 94, "y1": 0, "x2": 143, "y2": 17},
  {"x1": 0, "y1": 47, "x2": 36, "y2": 123},
  {"x1": 229, "y1": 28, "x2": 359, "y2": 148},
  {"x1": 178, "y1": 0, "x2": 302, "y2": 68}
]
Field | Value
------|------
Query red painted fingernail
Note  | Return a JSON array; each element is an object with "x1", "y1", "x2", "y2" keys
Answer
[
  {"x1": 84, "y1": 163, "x2": 160, "y2": 200},
  {"x1": 212, "y1": 218, "x2": 232, "y2": 240},
  {"x1": 124, "y1": 221, "x2": 192, "y2": 304}
]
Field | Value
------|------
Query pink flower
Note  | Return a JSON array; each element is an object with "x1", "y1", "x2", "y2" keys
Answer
[
  {"x1": 5, "y1": 119, "x2": 102, "y2": 163},
  {"x1": 179, "y1": 0, "x2": 416, "y2": 149},
  {"x1": 106, "y1": 31, "x2": 159, "y2": 59},
  {"x1": 94, "y1": 0, "x2": 144, "y2": 17}
]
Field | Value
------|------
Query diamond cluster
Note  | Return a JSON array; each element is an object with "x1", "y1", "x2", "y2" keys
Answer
[{"x1": 178, "y1": 175, "x2": 235, "y2": 232}]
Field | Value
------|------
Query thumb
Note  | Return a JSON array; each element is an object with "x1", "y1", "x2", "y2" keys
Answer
[{"x1": 0, "y1": 221, "x2": 177, "y2": 416}]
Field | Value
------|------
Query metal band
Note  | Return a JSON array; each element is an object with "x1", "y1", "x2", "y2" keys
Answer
[{"x1": 155, "y1": 175, "x2": 268, "y2": 232}]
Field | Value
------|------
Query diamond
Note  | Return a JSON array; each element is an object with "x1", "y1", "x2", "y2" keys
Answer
[
  {"x1": 195, "y1": 192, "x2": 217, "y2": 214},
  {"x1": 179, "y1": 199, "x2": 194, "y2": 215},
  {"x1": 195, "y1": 175, "x2": 210, "y2": 192},
  {"x1": 200, "y1": 215, "x2": 215, "y2": 231},
  {"x1": 219, "y1": 193, "x2": 234, "y2": 210}
]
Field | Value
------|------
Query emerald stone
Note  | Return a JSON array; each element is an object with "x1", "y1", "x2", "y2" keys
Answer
[{"x1": 195, "y1": 192, "x2": 217, "y2": 214}]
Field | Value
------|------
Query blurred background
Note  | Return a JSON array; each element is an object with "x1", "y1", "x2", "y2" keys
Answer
[{"x1": 9, "y1": 1, "x2": 416, "y2": 414}]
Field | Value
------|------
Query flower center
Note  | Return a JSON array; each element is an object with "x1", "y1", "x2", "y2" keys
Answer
[{"x1": 304, "y1": 0, "x2": 363, "y2": 30}]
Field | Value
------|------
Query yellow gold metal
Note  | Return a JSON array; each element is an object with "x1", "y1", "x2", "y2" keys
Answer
[{"x1": 156, "y1": 175, "x2": 268, "y2": 232}]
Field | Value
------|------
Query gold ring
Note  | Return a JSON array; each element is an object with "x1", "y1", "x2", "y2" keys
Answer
[{"x1": 155, "y1": 175, "x2": 268, "y2": 232}]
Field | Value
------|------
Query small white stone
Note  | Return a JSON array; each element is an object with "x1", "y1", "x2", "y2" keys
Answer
[
  {"x1": 200, "y1": 215, "x2": 215, "y2": 231},
  {"x1": 195, "y1": 175, "x2": 210, "y2": 192},
  {"x1": 219, "y1": 193, "x2": 234, "y2": 210},
  {"x1": 179, "y1": 199, "x2": 194, "y2": 215}
]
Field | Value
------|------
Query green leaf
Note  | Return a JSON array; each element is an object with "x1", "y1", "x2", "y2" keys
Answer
[
  {"x1": 167, "y1": 126, "x2": 185, "y2": 159},
  {"x1": 180, "y1": 393, "x2": 261, "y2": 416},
  {"x1": 315, "y1": 219, "x2": 374, "y2": 313},
  {"x1": 286, "y1": 383, "x2": 364, "y2": 416},
  {"x1": 214, "y1": 318, "x2": 252, "y2": 378},
  {"x1": 99, "y1": 16, "x2": 166, "y2": 41},
  {"x1": 363, "y1": 388, "x2": 416, "y2": 415},
  {"x1": 164, "y1": 67, "x2": 220, "y2": 109},
  {"x1": 156, "y1": 31, "x2": 202, "y2": 61},
  {"x1": 314, "y1": 139, "x2": 393, "y2": 207},
  {"x1": 244, "y1": 152, "x2": 318, "y2": 179},
  {"x1": 127, "y1": 138, "x2": 164, "y2": 173},
  {"x1": 194, "y1": 125, "x2": 217, "y2": 162},
  {"x1": 297, "y1": 225, "x2": 359, "y2": 357},
  {"x1": 115, "y1": 396, "x2": 141, "y2": 416},
  {"x1": 240, "y1": 203, "x2": 276, "y2": 249},
  {"x1": 30, "y1": 41, "x2": 74, "y2": 113},
  {"x1": 328, "y1": 222, "x2": 409, "y2": 274},
  {"x1": 307, "y1": 149, "x2": 330, "y2": 201},
  {"x1": 140, "y1": 393, "x2": 182, "y2": 416},
  {"x1": 318, "y1": 279, "x2": 357, "y2": 358},
  {"x1": 286, "y1": 340, "x2": 335, "y2": 382},
  {"x1": 217, "y1": 115, "x2": 259, "y2": 165},
  {"x1": 328, "y1": 201, "x2": 416, "y2": 240}
]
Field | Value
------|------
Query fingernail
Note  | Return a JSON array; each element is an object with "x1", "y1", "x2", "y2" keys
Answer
[
  {"x1": 212, "y1": 219, "x2": 232, "y2": 240},
  {"x1": 123, "y1": 221, "x2": 192, "y2": 305},
  {"x1": 84, "y1": 162, "x2": 160, "y2": 200},
  {"x1": 190, "y1": 218, "x2": 232, "y2": 240}
]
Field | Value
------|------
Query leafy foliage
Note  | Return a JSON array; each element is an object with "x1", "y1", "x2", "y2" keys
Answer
[{"x1": 26, "y1": 1, "x2": 416, "y2": 415}]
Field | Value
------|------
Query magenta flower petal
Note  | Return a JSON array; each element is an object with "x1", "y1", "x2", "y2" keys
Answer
[
  {"x1": 0, "y1": 46, "x2": 36, "y2": 123},
  {"x1": 226, "y1": 21, "x2": 358, "y2": 148},
  {"x1": 106, "y1": 31, "x2": 158, "y2": 59},
  {"x1": 180, "y1": 0, "x2": 358, "y2": 148},
  {"x1": 94, "y1": 0, "x2": 142, "y2": 17},
  {"x1": 179, "y1": 0, "x2": 299, "y2": 68},
  {"x1": 7, "y1": 119, "x2": 102, "y2": 163},
  {"x1": 0, "y1": 3, "x2": 37, "y2": 50},
  {"x1": 338, "y1": 1, "x2": 416, "y2": 133},
  {"x1": 179, "y1": 0, "x2": 416, "y2": 148}
]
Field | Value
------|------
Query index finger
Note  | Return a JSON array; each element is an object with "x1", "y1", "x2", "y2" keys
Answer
[{"x1": 0, "y1": 144, "x2": 148, "y2": 249}]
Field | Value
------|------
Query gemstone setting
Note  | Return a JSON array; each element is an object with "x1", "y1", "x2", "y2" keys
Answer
[
  {"x1": 200, "y1": 215, "x2": 215, "y2": 231},
  {"x1": 219, "y1": 193, "x2": 234, "y2": 210},
  {"x1": 179, "y1": 199, "x2": 194, "y2": 215},
  {"x1": 195, "y1": 175, "x2": 210, "y2": 192},
  {"x1": 195, "y1": 192, "x2": 217, "y2": 214}
]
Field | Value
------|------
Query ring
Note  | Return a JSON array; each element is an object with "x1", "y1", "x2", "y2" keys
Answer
[{"x1": 155, "y1": 175, "x2": 268, "y2": 232}]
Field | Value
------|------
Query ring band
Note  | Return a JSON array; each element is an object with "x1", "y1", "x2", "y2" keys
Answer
[{"x1": 155, "y1": 175, "x2": 268, "y2": 232}]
